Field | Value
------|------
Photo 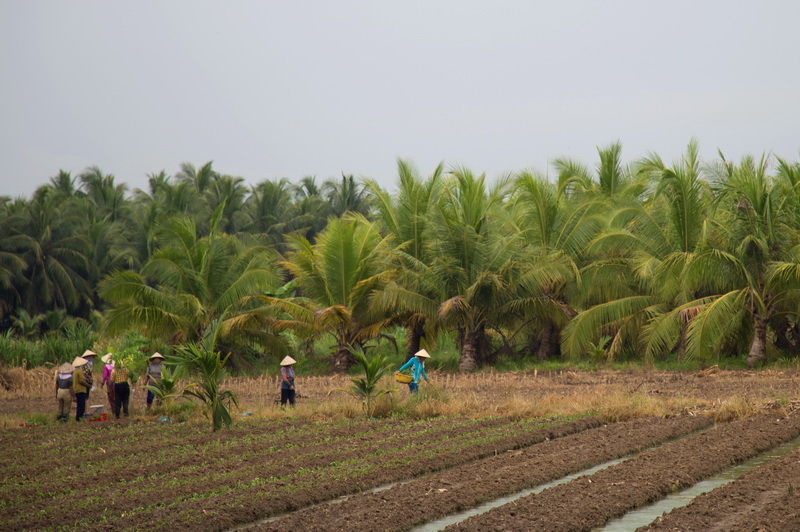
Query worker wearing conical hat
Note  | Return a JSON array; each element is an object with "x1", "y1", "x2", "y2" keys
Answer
[
  {"x1": 71, "y1": 357, "x2": 89, "y2": 421},
  {"x1": 55, "y1": 362, "x2": 74, "y2": 422},
  {"x1": 395, "y1": 349, "x2": 431, "y2": 394},
  {"x1": 145, "y1": 353, "x2": 165, "y2": 410},
  {"x1": 279, "y1": 356, "x2": 297, "y2": 407},
  {"x1": 81, "y1": 350, "x2": 97, "y2": 397},
  {"x1": 100, "y1": 354, "x2": 116, "y2": 414}
]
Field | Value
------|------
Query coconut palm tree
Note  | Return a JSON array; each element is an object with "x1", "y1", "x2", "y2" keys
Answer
[
  {"x1": 12, "y1": 188, "x2": 91, "y2": 316},
  {"x1": 677, "y1": 153, "x2": 800, "y2": 366},
  {"x1": 562, "y1": 140, "x2": 714, "y2": 362},
  {"x1": 365, "y1": 159, "x2": 445, "y2": 359},
  {"x1": 292, "y1": 176, "x2": 330, "y2": 243},
  {"x1": 79, "y1": 167, "x2": 130, "y2": 223},
  {"x1": 323, "y1": 173, "x2": 371, "y2": 218},
  {"x1": 506, "y1": 170, "x2": 603, "y2": 360},
  {"x1": 427, "y1": 168, "x2": 525, "y2": 371},
  {"x1": 204, "y1": 174, "x2": 246, "y2": 234},
  {"x1": 99, "y1": 205, "x2": 285, "y2": 355},
  {"x1": 273, "y1": 215, "x2": 393, "y2": 371},
  {"x1": 554, "y1": 141, "x2": 647, "y2": 200}
]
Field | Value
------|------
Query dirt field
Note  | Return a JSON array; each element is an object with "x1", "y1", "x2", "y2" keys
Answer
[{"x1": 2, "y1": 367, "x2": 800, "y2": 531}]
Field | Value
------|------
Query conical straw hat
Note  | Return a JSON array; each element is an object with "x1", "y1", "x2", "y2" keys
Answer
[
  {"x1": 149, "y1": 352, "x2": 165, "y2": 360},
  {"x1": 72, "y1": 357, "x2": 88, "y2": 368},
  {"x1": 58, "y1": 363, "x2": 74, "y2": 374},
  {"x1": 101, "y1": 353, "x2": 113, "y2": 364},
  {"x1": 280, "y1": 356, "x2": 297, "y2": 366},
  {"x1": 82, "y1": 349, "x2": 97, "y2": 358},
  {"x1": 414, "y1": 349, "x2": 431, "y2": 358}
]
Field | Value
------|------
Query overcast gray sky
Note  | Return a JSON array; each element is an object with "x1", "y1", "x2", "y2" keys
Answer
[{"x1": 2, "y1": 1, "x2": 799, "y2": 199}]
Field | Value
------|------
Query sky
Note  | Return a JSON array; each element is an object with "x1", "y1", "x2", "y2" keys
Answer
[{"x1": 2, "y1": 1, "x2": 799, "y2": 199}]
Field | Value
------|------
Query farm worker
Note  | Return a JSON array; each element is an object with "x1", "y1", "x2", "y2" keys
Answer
[
  {"x1": 81, "y1": 349, "x2": 97, "y2": 397},
  {"x1": 71, "y1": 357, "x2": 89, "y2": 420},
  {"x1": 144, "y1": 352, "x2": 165, "y2": 410},
  {"x1": 110, "y1": 360, "x2": 131, "y2": 419},
  {"x1": 395, "y1": 349, "x2": 430, "y2": 393},
  {"x1": 100, "y1": 353, "x2": 116, "y2": 413},
  {"x1": 279, "y1": 356, "x2": 297, "y2": 407},
  {"x1": 55, "y1": 362, "x2": 74, "y2": 422}
]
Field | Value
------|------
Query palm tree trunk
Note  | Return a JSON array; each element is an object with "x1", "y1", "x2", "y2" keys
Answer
[
  {"x1": 458, "y1": 330, "x2": 478, "y2": 372},
  {"x1": 405, "y1": 316, "x2": 425, "y2": 362},
  {"x1": 332, "y1": 345, "x2": 355, "y2": 372},
  {"x1": 746, "y1": 317, "x2": 768, "y2": 368},
  {"x1": 458, "y1": 326, "x2": 490, "y2": 372},
  {"x1": 537, "y1": 323, "x2": 562, "y2": 360}
]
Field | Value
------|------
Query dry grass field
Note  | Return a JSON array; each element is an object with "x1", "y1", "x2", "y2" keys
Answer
[{"x1": 2, "y1": 365, "x2": 799, "y2": 426}]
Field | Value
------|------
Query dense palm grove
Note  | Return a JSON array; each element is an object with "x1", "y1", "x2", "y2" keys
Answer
[{"x1": 3, "y1": 141, "x2": 800, "y2": 371}]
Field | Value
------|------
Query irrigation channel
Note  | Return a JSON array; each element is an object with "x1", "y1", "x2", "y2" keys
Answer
[
  {"x1": 417, "y1": 433, "x2": 800, "y2": 531},
  {"x1": 597, "y1": 435, "x2": 800, "y2": 531},
  {"x1": 413, "y1": 457, "x2": 629, "y2": 531},
  {"x1": 412, "y1": 425, "x2": 715, "y2": 532}
]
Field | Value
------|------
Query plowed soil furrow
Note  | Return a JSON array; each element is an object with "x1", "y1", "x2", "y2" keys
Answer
[
  {"x1": 1, "y1": 417, "x2": 481, "y2": 503},
  {"x1": 256, "y1": 415, "x2": 711, "y2": 532},
  {"x1": 3, "y1": 417, "x2": 445, "y2": 476},
  {"x1": 0, "y1": 417, "x2": 516, "y2": 523},
  {"x1": 79, "y1": 418, "x2": 601, "y2": 531},
  {"x1": 447, "y1": 414, "x2": 800, "y2": 531},
  {"x1": 639, "y1": 446, "x2": 800, "y2": 532}
]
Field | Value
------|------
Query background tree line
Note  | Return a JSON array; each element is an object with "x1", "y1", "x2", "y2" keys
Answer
[{"x1": 3, "y1": 140, "x2": 800, "y2": 371}]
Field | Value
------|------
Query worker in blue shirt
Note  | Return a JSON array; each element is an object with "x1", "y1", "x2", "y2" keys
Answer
[{"x1": 396, "y1": 349, "x2": 431, "y2": 393}]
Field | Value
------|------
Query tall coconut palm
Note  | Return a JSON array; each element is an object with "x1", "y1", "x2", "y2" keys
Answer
[
  {"x1": 175, "y1": 161, "x2": 218, "y2": 195},
  {"x1": 13, "y1": 188, "x2": 91, "y2": 316},
  {"x1": 323, "y1": 173, "x2": 371, "y2": 218},
  {"x1": 79, "y1": 167, "x2": 130, "y2": 223},
  {"x1": 99, "y1": 205, "x2": 285, "y2": 354},
  {"x1": 365, "y1": 159, "x2": 445, "y2": 359},
  {"x1": 427, "y1": 168, "x2": 525, "y2": 372},
  {"x1": 292, "y1": 176, "x2": 330, "y2": 243},
  {"x1": 562, "y1": 141, "x2": 713, "y2": 362},
  {"x1": 204, "y1": 174, "x2": 246, "y2": 234},
  {"x1": 677, "y1": 153, "x2": 800, "y2": 366},
  {"x1": 554, "y1": 141, "x2": 647, "y2": 200},
  {"x1": 273, "y1": 215, "x2": 393, "y2": 371},
  {"x1": 507, "y1": 170, "x2": 602, "y2": 359}
]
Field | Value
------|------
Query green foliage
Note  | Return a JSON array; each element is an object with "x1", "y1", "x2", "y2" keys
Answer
[
  {"x1": 143, "y1": 366, "x2": 185, "y2": 422},
  {"x1": 332, "y1": 347, "x2": 396, "y2": 418},
  {"x1": 106, "y1": 331, "x2": 162, "y2": 380},
  {"x1": 170, "y1": 343, "x2": 239, "y2": 431},
  {"x1": 10, "y1": 309, "x2": 43, "y2": 337},
  {"x1": 588, "y1": 335, "x2": 612, "y2": 363},
  {"x1": 0, "y1": 321, "x2": 96, "y2": 367}
]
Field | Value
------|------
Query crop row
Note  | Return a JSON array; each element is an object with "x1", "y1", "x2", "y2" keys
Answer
[
  {"x1": 0, "y1": 417, "x2": 498, "y2": 510},
  {"x1": 87, "y1": 416, "x2": 598, "y2": 531},
  {"x1": 449, "y1": 413, "x2": 800, "y2": 531},
  {"x1": 0, "y1": 415, "x2": 596, "y2": 530},
  {"x1": 2, "y1": 415, "x2": 475, "y2": 480},
  {"x1": 259, "y1": 415, "x2": 714, "y2": 531}
]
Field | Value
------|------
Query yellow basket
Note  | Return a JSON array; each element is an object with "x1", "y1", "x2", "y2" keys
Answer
[{"x1": 395, "y1": 374, "x2": 413, "y2": 384}]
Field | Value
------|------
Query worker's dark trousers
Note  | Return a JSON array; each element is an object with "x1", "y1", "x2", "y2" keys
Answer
[
  {"x1": 75, "y1": 392, "x2": 87, "y2": 420},
  {"x1": 280, "y1": 388, "x2": 295, "y2": 406},
  {"x1": 114, "y1": 382, "x2": 130, "y2": 418}
]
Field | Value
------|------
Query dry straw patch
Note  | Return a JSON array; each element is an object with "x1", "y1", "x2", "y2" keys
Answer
[{"x1": 1, "y1": 366, "x2": 798, "y2": 425}]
